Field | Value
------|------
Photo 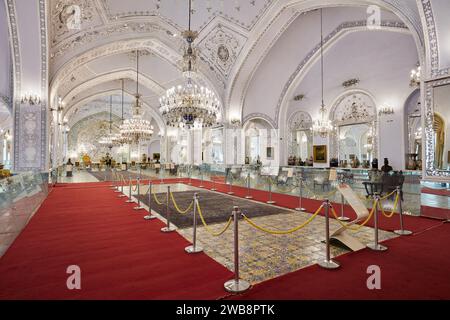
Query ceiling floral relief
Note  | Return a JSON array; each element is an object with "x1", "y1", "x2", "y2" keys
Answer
[{"x1": 198, "y1": 24, "x2": 247, "y2": 80}]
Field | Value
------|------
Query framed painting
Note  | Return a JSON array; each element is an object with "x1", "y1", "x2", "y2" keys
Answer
[{"x1": 313, "y1": 145, "x2": 327, "y2": 163}]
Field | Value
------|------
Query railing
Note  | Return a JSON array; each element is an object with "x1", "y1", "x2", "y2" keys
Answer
[{"x1": 0, "y1": 171, "x2": 52, "y2": 257}]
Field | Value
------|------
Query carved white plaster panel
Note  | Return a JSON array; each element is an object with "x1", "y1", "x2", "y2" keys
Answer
[
  {"x1": 51, "y1": 0, "x2": 97, "y2": 44},
  {"x1": 331, "y1": 92, "x2": 376, "y2": 126},
  {"x1": 99, "y1": 0, "x2": 273, "y2": 32},
  {"x1": 288, "y1": 111, "x2": 312, "y2": 131},
  {"x1": 198, "y1": 24, "x2": 246, "y2": 79}
]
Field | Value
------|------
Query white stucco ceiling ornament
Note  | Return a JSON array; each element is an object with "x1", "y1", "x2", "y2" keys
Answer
[
  {"x1": 199, "y1": 24, "x2": 247, "y2": 79},
  {"x1": 51, "y1": 0, "x2": 95, "y2": 43}
]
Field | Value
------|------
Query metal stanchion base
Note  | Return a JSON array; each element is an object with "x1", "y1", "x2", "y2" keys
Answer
[
  {"x1": 114, "y1": 189, "x2": 122, "y2": 193},
  {"x1": 367, "y1": 243, "x2": 388, "y2": 251},
  {"x1": 266, "y1": 201, "x2": 276, "y2": 204},
  {"x1": 224, "y1": 279, "x2": 251, "y2": 293},
  {"x1": 126, "y1": 199, "x2": 135, "y2": 203},
  {"x1": 318, "y1": 259, "x2": 340, "y2": 269},
  {"x1": 245, "y1": 195, "x2": 253, "y2": 199},
  {"x1": 118, "y1": 194, "x2": 127, "y2": 198},
  {"x1": 161, "y1": 226, "x2": 177, "y2": 233},
  {"x1": 185, "y1": 245, "x2": 203, "y2": 254},
  {"x1": 295, "y1": 207, "x2": 306, "y2": 212},
  {"x1": 394, "y1": 229, "x2": 412, "y2": 236},
  {"x1": 210, "y1": 188, "x2": 217, "y2": 191},
  {"x1": 133, "y1": 206, "x2": 145, "y2": 211},
  {"x1": 227, "y1": 192, "x2": 234, "y2": 195},
  {"x1": 337, "y1": 216, "x2": 350, "y2": 221},
  {"x1": 144, "y1": 214, "x2": 157, "y2": 220},
  {"x1": 199, "y1": 185, "x2": 205, "y2": 188}
]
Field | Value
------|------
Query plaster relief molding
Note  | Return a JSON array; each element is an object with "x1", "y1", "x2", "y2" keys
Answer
[
  {"x1": 51, "y1": 0, "x2": 96, "y2": 44},
  {"x1": 40, "y1": 0, "x2": 49, "y2": 170},
  {"x1": 63, "y1": 89, "x2": 166, "y2": 132},
  {"x1": 61, "y1": 69, "x2": 166, "y2": 104},
  {"x1": 99, "y1": 0, "x2": 274, "y2": 33},
  {"x1": 420, "y1": 0, "x2": 449, "y2": 79},
  {"x1": 288, "y1": 110, "x2": 312, "y2": 131},
  {"x1": 50, "y1": 38, "x2": 224, "y2": 109},
  {"x1": 275, "y1": 20, "x2": 408, "y2": 127},
  {"x1": 227, "y1": 0, "x2": 425, "y2": 124},
  {"x1": 50, "y1": 20, "x2": 172, "y2": 60},
  {"x1": 243, "y1": 113, "x2": 277, "y2": 129},
  {"x1": 198, "y1": 22, "x2": 247, "y2": 80}
]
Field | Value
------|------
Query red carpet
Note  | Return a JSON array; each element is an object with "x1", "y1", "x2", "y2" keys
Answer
[
  {"x1": 226, "y1": 223, "x2": 450, "y2": 300},
  {"x1": 422, "y1": 187, "x2": 450, "y2": 197},
  {"x1": 0, "y1": 182, "x2": 232, "y2": 300}
]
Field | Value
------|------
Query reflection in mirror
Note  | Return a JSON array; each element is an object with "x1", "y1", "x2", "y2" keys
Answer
[
  {"x1": 433, "y1": 84, "x2": 450, "y2": 171},
  {"x1": 288, "y1": 111, "x2": 313, "y2": 166},
  {"x1": 406, "y1": 94, "x2": 422, "y2": 170},
  {"x1": 338, "y1": 123, "x2": 373, "y2": 168}
]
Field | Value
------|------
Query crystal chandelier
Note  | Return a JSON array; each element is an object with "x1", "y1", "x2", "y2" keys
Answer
[
  {"x1": 312, "y1": 9, "x2": 333, "y2": 138},
  {"x1": 159, "y1": 0, "x2": 220, "y2": 129},
  {"x1": 410, "y1": 63, "x2": 421, "y2": 87},
  {"x1": 120, "y1": 51, "x2": 154, "y2": 143},
  {"x1": 112, "y1": 79, "x2": 132, "y2": 146},
  {"x1": 98, "y1": 95, "x2": 115, "y2": 148}
]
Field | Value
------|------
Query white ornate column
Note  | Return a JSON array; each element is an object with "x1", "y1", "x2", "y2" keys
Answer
[{"x1": 6, "y1": 0, "x2": 49, "y2": 172}]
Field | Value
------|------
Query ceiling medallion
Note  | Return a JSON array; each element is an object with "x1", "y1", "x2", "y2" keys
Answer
[
  {"x1": 159, "y1": 0, "x2": 220, "y2": 129},
  {"x1": 217, "y1": 45, "x2": 229, "y2": 62}
]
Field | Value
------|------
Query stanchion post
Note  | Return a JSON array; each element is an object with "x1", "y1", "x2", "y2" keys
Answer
[
  {"x1": 118, "y1": 174, "x2": 127, "y2": 198},
  {"x1": 126, "y1": 177, "x2": 134, "y2": 203},
  {"x1": 161, "y1": 186, "x2": 177, "y2": 233},
  {"x1": 133, "y1": 178, "x2": 145, "y2": 210},
  {"x1": 114, "y1": 171, "x2": 121, "y2": 193},
  {"x1": 394, "y1": 187, "x2": 412, "y2": 236},
  {"x1": 318, "y1": 199, "x2": 340, "y2": 269},
  {"x1": 367, "y1": 194, "x2": 388, "y2": 251},
  {"x1": 266, "y1": 177, "x2": 276, "y2": 204},
  {"x1": 295, "y1": 174, "x2": 305, "y2": 211},
  {"x1": 227, "y1": 171, "x2": 234, "y2": 195},
  {"x1": 185, "y1": 193, "x2": 203, "y2": 254},
  {"x1": 224, "y1": 206, "x2": 250, "y2": 293},
  {"x1": 245, "y1": 173, "x2": 253, "y2": 199},
  {"x1": 144, "y1": 181, "x2": 156, "y2": 220}
]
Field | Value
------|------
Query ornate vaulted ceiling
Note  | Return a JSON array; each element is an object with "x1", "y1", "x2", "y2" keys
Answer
[{"x1": 47, "y1": 0, "x2": 425, "y2": 134}]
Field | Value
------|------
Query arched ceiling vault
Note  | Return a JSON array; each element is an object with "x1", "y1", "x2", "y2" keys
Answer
[
  {"x1": 63, "y1": 89, "x2": 166, "y2": 132},
  {"x1": 226, "y1": 0, "x2": 425, "y2": 122}
]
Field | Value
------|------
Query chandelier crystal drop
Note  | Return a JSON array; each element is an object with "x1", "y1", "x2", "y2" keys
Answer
[
  {"x1": 120, "y1": 51, "x2": 154, "y2": 143},
  {"x1": 159, "y1": 0, "x2": 220, "y2": 129},
  {"x1": 98, "y1": 96, "x2": 115, "y2": 148},
  {"x1": 120, "y1": 94, "x2": 154, "y2": 143}
]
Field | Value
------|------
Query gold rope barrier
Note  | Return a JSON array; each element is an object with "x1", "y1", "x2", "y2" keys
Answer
[
  {"x1": 241, "y1": 204, "x2": 324, "y2": 235},
  {"x1": 152, "y1": 190, "x2": 166, "y2": 205},
  {"x1": 196, "y1": 201, "x2": 233, "y2": 236},
  {"x1": 379, "y1": 192, "x2": 400, "y2": 218},
  {"x1": 170, "y1": 191, "x2": 194, "y2": 214},
  {"x1": 379, "y1": 189, "x2": 398, "y2": 201},
  {"x1": 330, "y1": 200, "x2": 377, "y2": 231}
]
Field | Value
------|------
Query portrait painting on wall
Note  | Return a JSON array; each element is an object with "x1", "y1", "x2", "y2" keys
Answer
[{"x1": 313, "y1": 145, "x2": 327, "y2": 163}]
